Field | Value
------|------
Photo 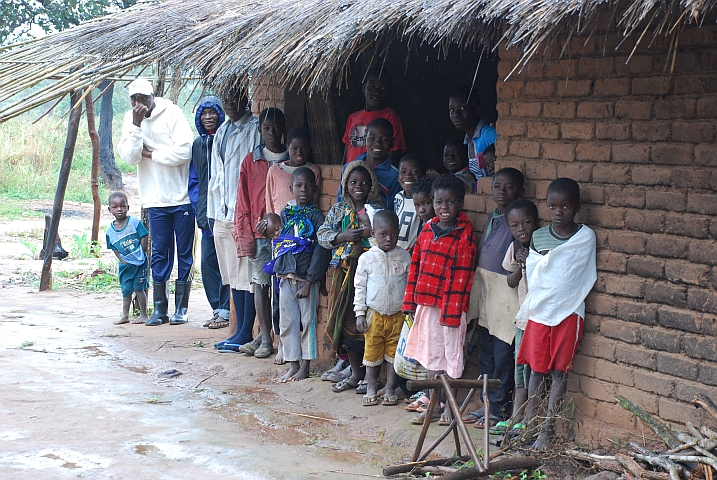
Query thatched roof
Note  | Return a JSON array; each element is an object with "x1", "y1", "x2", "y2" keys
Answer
[{"x1": 0, "y1": 0, "x2": 715, "y2": 121}]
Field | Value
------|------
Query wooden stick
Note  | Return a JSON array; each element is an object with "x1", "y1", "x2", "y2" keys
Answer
[
  {"x1": 407, "y1": 378, "x2": 501, "y2": 391},
  {"x1": 693, "y1": 395, "x2": 717, "y2": 422},
  {"x1": 40, "y1": 89, "x2": 82, "y2": 291},
  {"x1": 633, "y1": 453, "x2": 684, "y2": 480},
  {"x1": 385, "y1": 455, "x2": 537, "y2": 478},
  {"x1": 483, "y1": 373, "x2": 490, "y2": 470},
  {"x1": 384, "y1": 456, "x2": 472, "y2": 477},
  {"x1": 85, "y1": 90, "x2": 101, "y2": 252},
  {"x1": 440, "y1": 374, "x2": 484, "y2": 473},
  {"x1": 272, "y1": 409, "x2": 339, "y2": 423},
  {"x1": 411, "y1": 386, "x2": 438, "y2": 462},
  {"x1": 418, "y1": 388, "x2": 476, "y2": 461},
  {"x1": 194, "y1": 372, "x2": 218, "y2": 388},
  {"x1": 438, "y1": 456, "x2": 538, "y2": 480},
  {"x1": 617, "y1": 396, "x2": 681, "y2": 449},
  {"x1": 565, "y1": 449, "x2": 623, "y2": 473}
]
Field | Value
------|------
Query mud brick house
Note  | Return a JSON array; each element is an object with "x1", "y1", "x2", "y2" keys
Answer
[{"x1": 1, "y1": 0, "x2": 715, "y2": 445}]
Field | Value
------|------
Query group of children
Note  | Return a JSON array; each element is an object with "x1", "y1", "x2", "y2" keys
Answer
[{"x1": 106, "y1": 67, "x2": 596, "y2": 450}]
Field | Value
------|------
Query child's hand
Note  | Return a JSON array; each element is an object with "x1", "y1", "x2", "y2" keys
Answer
[
  {"x1": 336, "y1": 228, "x2": 364, "y2": 244},
  {"x1": 516, "y1": 247, "x2": 529, "y2": 265},
  {"x1": 356, "y1": 315, "x2": 367, "y2": 333},
  {"x1": 296, "y1": 282, "x2": 312, "y2": 299},
  {"x1": 255, "y1": 219, "x2": 268, "y2": 237}
]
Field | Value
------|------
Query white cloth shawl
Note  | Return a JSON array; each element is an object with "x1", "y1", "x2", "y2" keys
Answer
[{"x1": 516, "y1": 225, "x2": 597, "y2": 327}]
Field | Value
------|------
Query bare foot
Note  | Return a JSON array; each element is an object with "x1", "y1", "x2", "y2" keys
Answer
[
  {"x1": 132, "y1": 313, "x2": 148, "y2": 324},
  {"x1": 530, "y1": 432, "x2": 551, "y2": 451},
  {"x1": 114, "y1": 316, "x2": 129, "y2": 325},
  {"x1": 280, "y1": 361, "x2": 300, "y2": 383},
  {"x1": 289, "y1": 361, "x2": 311, "y2": 382},
  {"x1": 274, "y1": 349, "x2": 285, "y2": 365}
]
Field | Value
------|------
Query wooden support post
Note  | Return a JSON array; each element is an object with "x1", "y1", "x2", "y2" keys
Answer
[
  {"x1": 407, "y1": 378, "x2": 501, "y2": 391},
  {"x1": 411, "y1": 388, "x2": 438, "y2": 462},
  {"x1": 39, "y1": 90, "x2": 83, "y2": 291},
  {"x1": 440, "y1": 374, "x2": 484, "y2": 473},
  {"x1": 85, "y1": 89, "x2": 101, "y2": 254},
  {"x1": 483, "y1": 373, "x2": 490, "y2": 470},
  {"x1": 418, "y1": 388, "x2": 477, "y2": 461}
]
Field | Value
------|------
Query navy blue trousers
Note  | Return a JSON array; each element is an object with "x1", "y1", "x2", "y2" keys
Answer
[
  {"x1": 148, "y1": 205, "x2": 195, "y2": 283},
  {"x1": 477, "y1": 326, "x2": 515, "y2": 420},
  {"x1": 201, "y1": 231, "x2": 230, "y2": 318}
]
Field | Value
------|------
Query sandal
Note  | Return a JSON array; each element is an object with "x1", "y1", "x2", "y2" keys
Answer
[
  {"x1": 405, "y1": 395, "x2": 429, "y2": 412},
  {"x1": 325, "y1": 365, "x2": 351, "y2": 383},
  {"x1": 254, "y1": 345, "x2": 274, "y2": 358},
  {"x1": 203, "y1": 313, "x2": 219, "y2": 327},
  {"x1": 489, "y1": 420, "x2": 512, "y2": 435},
  {"x1": 461, "y1": 412, "x2": 482, "y2": 424},
  {"x1": 321, "y1": 359, "x2": 349, "y2": 381},
  {"x1": 474, "y1": 415, "x2": 500, "y2": 429},
  {"x1": 382, "y1": 394, "x2": 398, "y2": 406},
  {"x1": 410, "y1": 410, "x2": 440, "y2": 425},
  {"x1": 362, "y1": 394, "x2": 379, "y2": 406},
  {"x1": 238, "y1": 338, "x2": 261, "y2": 354},
  {"x1": 438, "y1": 412, "x2": 453, "y2": 426},
  {"x1": 331, "y1": 377, "x2": 359, "y2": 393},
  {"x1": 405, "y1": 390, "x2": 426, "y2": 404},
  {"x1": 355, "y1": 380, "x2": 368, "y2": 395},
  {"x1": 208, "y1": 318, "x2": 230, "y2": 329}
]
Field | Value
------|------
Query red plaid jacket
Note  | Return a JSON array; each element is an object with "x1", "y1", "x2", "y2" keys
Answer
[{"x1": 402, "y1": 212, "x2": 478, "y2": 327}]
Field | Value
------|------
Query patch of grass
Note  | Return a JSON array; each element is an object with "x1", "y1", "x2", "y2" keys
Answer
[
  {"x1": 0, "y1": 198, "x2": 44, "y2": 220},
  {"x1": 19, "y1": 239, "x2": 40, "y2": 260},
  {"x1": 117, "y1": 160, "x2": 136, "y2": 173},
  {"x1": 20, "y1": 341, "x2": 34, "y2": 348},
  {"x1": 69, "y1": 233, "x2": 101, "y2": 259}
]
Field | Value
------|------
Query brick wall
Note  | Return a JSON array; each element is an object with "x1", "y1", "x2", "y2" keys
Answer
[{"x1": 488, "y1": 23, "x2": 717, "y2": 443}]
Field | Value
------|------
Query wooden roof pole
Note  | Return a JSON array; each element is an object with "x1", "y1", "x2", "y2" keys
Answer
[
  {"x1": 85, "y1": 90, "x2": 101, "y2": 252},
  {"x1": 39, "y1": 90, "x2": 83, "y2": 291}
]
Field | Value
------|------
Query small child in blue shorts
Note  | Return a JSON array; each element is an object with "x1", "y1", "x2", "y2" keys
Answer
[
  {"x1": 516, "y1": 178, "x2": 597, "y2": 450},
  {"x1": 106, "y1": 192, "x2": 149, "y2": 325}
]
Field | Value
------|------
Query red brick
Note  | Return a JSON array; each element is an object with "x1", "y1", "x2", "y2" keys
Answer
[
  {"x1": 571, "y1": 354, "x2": 597, "y2": 378},
  {"x1": 616, "y1": 343, "x2": 656, "y2": 369},
  {"x1": 632, "y1": 121, "x2": 671, "y2": 142},
  {"x1": 595, "y1": 122, "x2": 631, "y2": 140},
  {"x1": 542, "y1": 142, "x2": 575, "y2": 161},
  {"x1": 568, "y1": 392, "x2": 597, "y2": 419},
  {"x1": 640, "y1": 327, "x2": 682, "y2": 354},
  {"x1": 632, "y1": 76, "x2": 672, "y2": 95},
  {"x1": 656, "y1": 352, "x2": 699, "y2": 380},
  {"x1": 699, "y1": 362, "x2": 717, "y2": 386},
  {"x1": 593, "y1": 227, "x2": 609, "y2": 248},
  {"x1": 318, "y1": 195, "x2": 332, "y2": 212},
  {"x1": 580, "y1": 334, "x2": 618, "y2": 361},
  {"x1": 584, "y1": 314, "x2": 602, "y2": 333},
  {"x1": 645, "y1": 234, "x2": 689, "y2": 259},
  {"x1": 497, "y1": 102, "x2": 510, "y2": 118},
  {"x1": 594, "y1": 78, "x2": 630, "y2": 97},
  {"x1": 525, "y1": 80, "x2": 556, "y2": 98},
  {"x1": 633, "y1": 368, "x2": 675, "y2": 397},
  {"x1": 659, "y1": 397, "x2": 699, "y2": 424},
  {"x1": 671, "y1": 167, "x2": 713, "y2": 189},
  {"x1": 674, "y1": 74, "x2": 717, "y2": 94},
  {"x1": 687, "y1": 194, "x2": 717, "y2": 215},
  {"x1": 575, "y1": 143, "x2": 610, "y2": 162},
  {"x1": 579, "y1": 57, "x2": 614, "y2": 77},
  {"x1": 687, "y1": 241, "x2": 717, "y2": 266},
  {"x1": 626, "y1": 255, "x2": 665, "y2": 279},
  {"x1": 647, "y1": 281, "x2": 688, "y2": 307},
  {"x1": 524, "y1": 160, "x2": 557, "y2": 180},
  {"x1": 609, "y1": 231, "x2": 646, "y2": 254},
  {"x1": 495, "y1": 139, "x2": 508, "y2": 157},
  {"x1": 688, "y1": 286, "x2": 717, "y2": 314},
  {"x1": 604, "y1": 274, "x2": 644, "y2": 298},
  {"x1": 596, "y1": 402, "x2": 638, "y2": 430},
  {"x1": 682, "y1": 335, "x2": 717, "y2": 362},
  {"x1": 594, "y1": 358, "x2": 633, "y2": 385},
  {"x1": 577, "y1": 101, "x2": 614, "y2": 119},
  {"x1": 612, "y1": 144, "x2": 650, "y2": 164},
  {"x1": 557, "y1": 163, "x2": 593, "y2": 182},
  {"x1": 695, "y1": 144, "x2": 717, "y2": 167},
  {"x1": 629, "y1": 166, "x2": 671, "y2": 186},
  {"x1": 664, "y1": 213, "x2": 710, "y2": 239},
  {"x1": 615, "y1": 100, "x2": 651, "y2": 119},
  {"x1": 561, "y1": 122, "x2": 594, "y2": 140},
  {"x1": 548, "y1": 58, "x2": 578, "y2": 78},
  {"x1": 645, "y1": 191, "x2": 686, "y2": 211},
  {"x1": 579, "y1": 377, "x2": 617, "y2": 402},
  {"x1": 509, "y1": 140, "x2": 540, "y2": 158},
  {"x1": 616, "y1": 298, "x2": 658, "y2": 325},
  {"x1": 510, "y1": 101, "x2": 542, "y2": 117},
  {"x1": 581, "y1": 185, "x2": 605, "y2": 204},
  {"x1": 496, "y1": 81, "x2": 524, "y2": 99},
  {"x1": 672, "y1": 121, "x2": 715, "y2": 143},
  {"x1": 650, "y1": 144, "x2": 693, "y2": 165},
  {"x1": 587, "y1": 206, "x2": 623, "y2": 229},
  {"x1": 570, "y1": 36, "x2": 598, "y2": 56},
  {"x1": 671, "y1": 52, "x2": 701, "y2": 74},
  {"x1": 614, "y1": 55, "x2": 652, "y2": 76},
  {"x1": 672, "y1": 378, "x2": 717, "y2": 404},
  {"x1": 658, "y1": 305, "x2": 700, "y2": 333},
  {"x1": 586, "y1": 293, "x2": 618, "y2": 316},
  {"x1": 624, "y1": 209, "x2": 665, "y2": 234},
  {"x1": 556, "y1": 79, "x2": 592, "y2": 97},
  {"x1": 654, "y1": 98, "x2": 696, "y2": 119},
  {"x1": 463, "y1": 194, "x2": 486, "y2": 213},
  {"x1": 526, "y1": 121, "x2": 559, "y2": 139},
  {"x1": 497, "y1": 120, "x2": 526, "y2": 137},
  {"x1": 543, "y1": 101, "x2": 576, "y2": 119},
  {"x1": 597, "y1": 250, "x2": 627, "y2": 273},
  {"x1": 600, "y1": 318, "x2": 638, "y2": 343},
  {"x1": 616, "y1": 385, "x2": 658, "y2": 414},
  {"x1": 664, "y1": 260, "x2": 710, "y2": 287},
  {"x1": 605, "y1": 186, "x2": 645, "y2": 208},
  {"x1": 696, "y1": 97, "x2": 717, "y2": 118},
  {"x1": 593, "y1": 164, "x2": 631, "y2": 184},
  {"x1": 700, "y1": 48, "x2": 717, "y2": 70}
]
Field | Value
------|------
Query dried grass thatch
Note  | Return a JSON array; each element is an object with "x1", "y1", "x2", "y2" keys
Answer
[{"x1": 0, "y1": 0, "x2": 715, "y2": 121}]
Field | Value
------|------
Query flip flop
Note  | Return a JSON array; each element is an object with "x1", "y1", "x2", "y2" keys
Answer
[
  {"x1": 203, "y1": 314, "x2": 219, "y2": 327},
  {"x1": 382, "y1": 394, "x2": 398, "y2": 406},
  {"x1": 331, "y1": 377, "x2": 359, "y2": 393},
  {"x1": 207, "y1": 318, "x2": 229, "y2": 329},
  {"x1": 474, "y1": 415, "x2": 500, "y2": 429},
  {"x1": 355, "y1": 380, "x2": 383, "y2": 395},
  {"x1": 254, "y1": 345, "x2": 274, "y2": 358},
  {"x1": 438, "y1": 412, "x2": 453, "y2": 426},
  {"x1": 362, "y1": 394, "x2": 379, "y2": 406},
  {"x1": 410, "y1": 410, "x2": 440, "y2": 425},
  {"x1": 325, "y1": 365, "x2": 351, "y2": 383},
  {"x1": 489, "y1": 420, "x2": 513, "y2": 435},
  {"x1": 405, "y1": 395, "x2": 429, "y2": 412},
  {"x1": 238, "y1": 338, "x2": 261, "y2": 354},
  {"x1": 321, "y1": 359, "x2": 349, "y2": 381},
  {"x1": 217, "y1": 344, "x2": 242, "y2": 353},
  {"x1": 461, "y1": 411, "x2": 483, "y2": 424},
  {"x1": 405, "y1": 390, "x2": 426, "y2": 404}
]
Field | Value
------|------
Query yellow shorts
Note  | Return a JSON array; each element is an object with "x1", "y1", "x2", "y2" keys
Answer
[{"x1": 363, "y1": 309, "x2": 404, "y2": 367}]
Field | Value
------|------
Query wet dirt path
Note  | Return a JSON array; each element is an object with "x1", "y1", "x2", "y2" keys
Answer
[{"x1": 0, "y1": 286, "x2": 414, "y2": 479}]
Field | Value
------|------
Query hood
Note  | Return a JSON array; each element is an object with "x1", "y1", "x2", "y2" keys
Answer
[
  {"x1": 194, "y1": 96, "x2": 225, "y2": 137},
  {"x1": 340, "y1": 160, "x2": 383, "y2": 211}
]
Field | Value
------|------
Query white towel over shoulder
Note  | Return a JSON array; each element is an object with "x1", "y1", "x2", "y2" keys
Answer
[{"x1": 516, "y1": 225, "x2": 597, "y2": 327}]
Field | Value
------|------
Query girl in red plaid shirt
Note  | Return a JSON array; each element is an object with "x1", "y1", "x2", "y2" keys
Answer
[{"x1": 403, "y1": 175, "x2": 478, "y2": 424}]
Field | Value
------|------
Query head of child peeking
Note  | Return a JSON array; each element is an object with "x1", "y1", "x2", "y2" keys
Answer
[
  {"x1": 505, "y1": 199, "x2": 540, "y2": 248},
  {"x1": 286, "y1": 126, "x2": 311, "y2": 167},
  {"x1": 431, "y1": 174, "x2": 466, "y2": 230},
  {"x1": 412, "y1": 176, "x2": 436, "y2": 223},
  {"x1": 492, "y1": 167, "x2": 525, "y2": 215},
  {"x1": 259, "y1": 108, "x2": 286, "y2": 152},
  {"x1": 290, "y1": 167, "x2": 317, "y2": 208},
  {"x1": 364, "y1": 118, "x2": 393, "y2": 167}
]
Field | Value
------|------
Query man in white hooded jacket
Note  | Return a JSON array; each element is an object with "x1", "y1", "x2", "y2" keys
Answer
[{"x1": 118, "y1": 78, "x2": 195, "y2": 327}]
